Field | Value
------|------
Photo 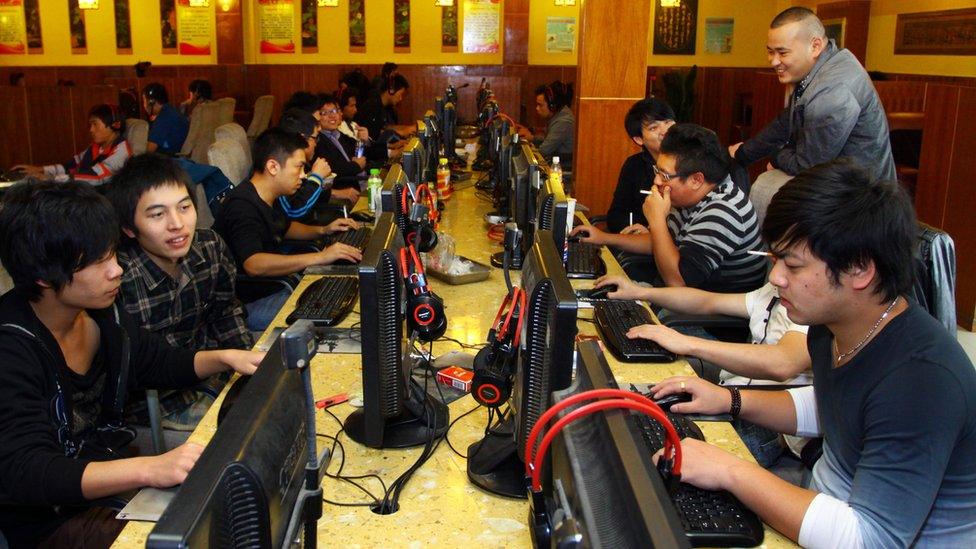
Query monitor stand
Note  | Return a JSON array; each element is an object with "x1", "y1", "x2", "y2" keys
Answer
[
  {"x1": 466, "y1": 417, "x2": 527, "y2": 499},
  {"x1": 344, "y1": 382, "x2": 449, "y2": 449},
  {"x1": 490, "y1": 250, "x2": 522, "y2": 270}
]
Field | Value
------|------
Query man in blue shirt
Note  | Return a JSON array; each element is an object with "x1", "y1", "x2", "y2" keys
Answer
[{"x1": 143, "y1": 83, "x2": 189, "y2": 155}]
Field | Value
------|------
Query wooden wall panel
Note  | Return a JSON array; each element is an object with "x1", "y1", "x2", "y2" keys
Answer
[
  {"x1": 26, "y1": 87, "x2": 76, "y2": 166},
  {"x1": 68, "y1": 85, "x2": 120, "y2": 155},
  {"x1": 0, "y1": 87, "x2": 28, "y2": 167},
  {"x1": 942, "y1": 87, "x2": 976, "y2": 329},
  {"x1": 816, "y1": 1, "x2": 870, "y2": 65},
  {"x1": 915, "y1": 85, "x2": 959, "y2": 228},
  {"x1": 873, "y1": 81, "x2": 926, "y2": 114},
  {"x1": 577, "y1": 0, "x2": 650, "y2": 98}
]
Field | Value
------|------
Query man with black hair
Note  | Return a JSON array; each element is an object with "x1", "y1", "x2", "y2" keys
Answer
[
  {"x1": 277, "y1": 108, "x2": 359, "y2": 215},
  {"x1": 14, "y1": 104, "x2": 131, "y2": 186},
  {"x1": 355, "y1": 73, "x2": 411, "y2": 145},
  {"x1": 518, "y1": 80, "x2": 575, "y2": 167},
  {"x1": 315, "y1": 94, "x2": 368, "y2": 188},
  {"x1": 573, "y1": 123, "x2": 765, "y2": 293},
  {"x1": 142, "y1": 83, "x2": 189, "y2": 155},
  {"x1": 180, "y1": 78, "x2": 212, "y2": 118},
  {"x1": 213, "y1": 128, "x2": 362, "y2": 330},
  {"x1": 606, "y1": 98, "x2": 676, "y2": 233},
  {"x1": 0, "y1": 180, "x2": 262, "y2": 548},
  {"x1": 651, "y1": 160, "x2": 976, "y2": 547},
  {"x1": 106, "y1": 153, "x2": 252, "y2": 432},
  {"x1": 729, "y1": 7, "x2": 895, "y2": 223},
  {"x1": 281, "y1": 91, "x2": 326, "y2": 123}
]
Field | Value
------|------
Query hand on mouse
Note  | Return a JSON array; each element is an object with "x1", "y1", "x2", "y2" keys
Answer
[
  {"x1": 594, "y1": 275, "x2": 642, "y2": 300},
  {"x1": 650, "y1": 376, "x2": 731, "y2": 416},
  {"x1": 626, "y1": 324, "x2": 695, "y2": 356},
  {"x1": 569, "y1": 224, "x2": 607, "y2": 245}
]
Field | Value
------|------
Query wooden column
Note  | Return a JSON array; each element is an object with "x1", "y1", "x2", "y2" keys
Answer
[{"x1": 573, "y1": 0, "x2": 652, "y2": 217}]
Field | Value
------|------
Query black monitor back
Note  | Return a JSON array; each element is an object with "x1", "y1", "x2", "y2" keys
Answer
[
  {"x1": 536, "y1": 167, "x2": 571, "y2": 255},
  {"x1": 380, "y1": 164, "x2": 409, "y2": 235},
  {"x1": 442, "y1": 102, "x2": 458, "y2": 157},
  {"x1": 401, "y1": 137, "x2": 423, "y2": 184},
  {"x1": 548, "y1": 340, "x2": 689, "y2": 548},
  {"x1": 512, "y1": 230, "x2": 578, "y2": 462},
  {"x1": 147, "y1": 342, "x2": 307, "y2": 549}
]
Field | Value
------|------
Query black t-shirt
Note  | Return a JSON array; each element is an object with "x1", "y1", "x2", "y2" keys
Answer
[
  {"x1": 607, "y1": 150, "x2": 655, "y2": 233},
  {"x1": 354, "y1": 94, "x2": 397, "y2": 143},
  {"x1": 807, "y1": 302, "x2": 976, "y2": 546},
  {"x1": 212, "y1": 180, "x2": 290, "y2": 270}
]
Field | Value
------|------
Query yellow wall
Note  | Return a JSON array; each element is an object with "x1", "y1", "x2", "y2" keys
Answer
[
  {"x1": 244, "y1": 0, "x2": 503, "y2": 65},
  {"x1": 528, "y1": 0, "x2": 782, "y2": 67},
  {"x1": 0, "y1": 1, "x2": 217, "y2": 66},
  {"x1": 866, "y1": 0, "x2": 976, "y2": 77}
]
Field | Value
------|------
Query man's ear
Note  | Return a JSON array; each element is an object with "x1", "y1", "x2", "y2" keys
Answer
[
  {"x1": 35, "y1": 279, "x2": 52, "y2": 289},
  {"x1": 811, "y1": 35, "x2": 826, "y2": 58},
  {"x1": 687, "y1": 171, "x2": 706, "y2": 190},
  {"x1": 848, "y1": 260, "x2": 877, "y2": 291},
  {"x1": 122, "y1": 226, "x2": 136, "y2": 239},
  {"x1": 265, "y1": 158, "x2": 279, "y2": 176},
  {"x1": 631, "y1": 135, "x2": 644, "y2": 148}
]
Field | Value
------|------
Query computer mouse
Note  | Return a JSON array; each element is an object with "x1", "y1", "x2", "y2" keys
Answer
[
  {"x1": 654, "y1": 391, "x2": 693, "y2": 412},
  {"x1": 567, "y1": 235, "x2": 582, "y2": 243},
  {"x1": 349, "y1": 211, "x2": 375, "y2": 224},
  {"x1": 587, "y1": 284, "x2": 617, "y2": 300}
]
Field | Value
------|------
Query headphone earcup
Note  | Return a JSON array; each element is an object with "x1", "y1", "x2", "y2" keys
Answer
[
  {"x1": 471, "y1": 345, "x2": 512, "y2": 408},
  {"x1": 407, "y1": 220, "x2": 438, "y2": 253},
  {"x1": 408, "y1": 292, "x2": 446, "y2": 342}
]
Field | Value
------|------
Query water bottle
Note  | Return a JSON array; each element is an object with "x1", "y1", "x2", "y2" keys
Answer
[
  {"x1": 355, "y1": 139, "x2": 365, "y2": 158},
  {"x1": 550, "y1": 156, "x2": 563, "y2": 188},
  {"x1": 436, "y1": 157, "x2": 452, "y2": 201},
  {"x1": 367, "y1": 168, "x2": 382, "y2": 213}
]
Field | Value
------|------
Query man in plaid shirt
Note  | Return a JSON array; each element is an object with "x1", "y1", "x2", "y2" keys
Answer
[{"x1": 107, "y1": 153, "x2": 253, "y2": 430}]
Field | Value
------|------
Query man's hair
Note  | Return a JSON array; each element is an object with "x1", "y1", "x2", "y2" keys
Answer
[
  {"x1": 317, "y1": 92, "x2": 338, "y2": 109},
  {"x1": 340, "y1": 69, "x2": 371, "y2": 100},
  {"x1": 282, "y1": 91, "x2": 324, "y2": 115},
  {"x1": 659, "y1": 123, "x2": 730, "y2": 184},
  {"x1": 762, "y1": 159, "x2": 916, "y2": 302},
  {"x1": 770, "y1": 7, "x2": 825, "y2": 39},
  {"x1": 104, "y1": 153, "x2": 195, "y2": 237},
  {"x1": 89, "y1": 103, "x2": 126, "y2": 134},
  {"x1": 387, "y1": 74, "x2": 409, "y2": 94},
  {"x1": 252, "y1": 128, "x2": 308, "y2": 174},
  {"x1": 336, "y1": 86, "x2": 359, "y2": 108},
  {"x1": 0, "y1": 179, "x2": 120, "y2": 301},
  {"x1": 188, "y1": 79, "x2": 212, "y2": 100},
  {"x1": 142, "y1": 82, "x2": 169, "y2": 104},
  {"x1": 534, "y1": 80, "x2": 574, "y2": 111},
  {"x1": 624, "y1": 98, "x2": 676, "y2": 139},
  {"x1": 381, "y1": 62, "x2": 399, "y2": 78},
  {"x1": 277, "y1": 108, "x2": 317, "y2": 139}
]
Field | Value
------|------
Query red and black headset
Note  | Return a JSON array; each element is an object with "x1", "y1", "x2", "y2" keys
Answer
[
  {"x1": 543, "y1": 83, "x2": 557, "y2": 112},
  {"x1": 399, "y1": 183, "x2": 439, "y2": 252},
  {"x1": 400, "y1": 244, "x2": 447, "y2": 342},
  {"x1": 471, "y1": 287, "x2": 527, "y2": 408}
]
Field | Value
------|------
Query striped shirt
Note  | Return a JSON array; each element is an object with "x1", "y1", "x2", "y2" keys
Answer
[
  {"x1": 666, "y1": 177, "x2": 766, "y2": 293},
  {"x1": 43, "y1": 138, "x2": 132, "y2": 186}
]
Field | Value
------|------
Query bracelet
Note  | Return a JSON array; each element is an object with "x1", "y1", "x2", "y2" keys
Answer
[{"x1": 726, "y1": 386, "x2": 742, "y2": 419}]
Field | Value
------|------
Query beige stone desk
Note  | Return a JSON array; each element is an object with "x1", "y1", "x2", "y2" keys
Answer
[{"x1": 113, "y1": 185, "x2": 794, "y2": 548}]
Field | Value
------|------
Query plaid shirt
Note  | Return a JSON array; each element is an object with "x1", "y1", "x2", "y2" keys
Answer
[{"x1": 117, "y1": 228, "x2": 253, "y2": 422}]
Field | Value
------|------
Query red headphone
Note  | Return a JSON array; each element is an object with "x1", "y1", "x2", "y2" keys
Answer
[
  {"x1": 471, "y1": 287, "x2": 527, "y2": 407},
  {"x1": 108, "y1": 104, "x2": 124, "y2": 131},
  {"x1": 400, "y1": 244, "x2": 447, "y2": 342},
  {"x1": 399, "y1": 183, "x2": 439, "y2": 252}
]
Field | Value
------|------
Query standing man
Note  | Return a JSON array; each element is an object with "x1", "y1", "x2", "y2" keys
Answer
[
  {"x1": 729, "y1": 7, "x2": 895, "y2": 222},
  {"x1": 652, "y1": 160, "x2": 976, "y2": 547},
  {"x1": 142, "y1": 83, "x2": 190, "y2": 156}
]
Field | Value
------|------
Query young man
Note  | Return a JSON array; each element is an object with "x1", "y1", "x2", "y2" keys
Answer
[
  {"x1": 355, "y1": 73, "x2": 411, "y2": 146},
  {"x1": 278, "y1": 108, "x2": 359, "y2": 210},
  {"x1": 594, "y1": 273, "x2": 810, "y2": 465},
  {"x1": 729, "y1": 7, "x2": 894, "y2": 222},
  {"x1": 179, "y1": 78, "x2": 212, "y2": 118},
  {"x1": 315, "y1": 94, "x2": 368, "y2": 188},
  {"x1": 142, "y1": 83, "x2": 189, "y2": 155},
  {"x1": 106, "y1": 153, "x2": 252, "y2": 431},
  {"x1": 213, "y1": 128, "x2": 362, "y2": 330},
  {"x1": 518, "y1": 81, "x2": 575, "y2": 169},
  {"x1": 652, "y1": 161, "x2": 976, "y2": 547},
  {"x1": 573, "y1": 123, "x2": 766, "y2": 293},
  {"x1": 0, "y1": 180, "x2": 262, "y2": 548},
  {"x1": 14, "y1": 104, "x2": 131, "y2": 186},
  {"x1": 337, "y1": 86, "x2": 388, "y2": 162},
  {"x1": 606, "y1": 98, "x2": 676, "y2": 233}
]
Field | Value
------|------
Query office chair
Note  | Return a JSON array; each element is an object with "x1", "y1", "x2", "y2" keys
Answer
[
  {"x1": 189, "y1": 102, "x2": 222, "y2": 165},
  {"x1": 912, "y1": 223, "x2": 956, "y2": 334},
  {"x1": 207, "y1": 138, "x2": 250, "y2": 187},
  {"x1": 247, "y1": 95, "x2": 275, "y2": 142},
  {"x1": 125, "y1": 118, "x2": 150, "y2": 155},
  {"x1": 215, "y1": 122, "x2": 252, "y2": 168},
  {"x1": 216, "y1": 97, "x2": 236, "y2": 125}
]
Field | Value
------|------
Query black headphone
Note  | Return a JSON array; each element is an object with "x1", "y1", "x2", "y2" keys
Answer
[
  {"x1": 543, "y1": 83, "x2": 557, "y2": 112},
  {"x1": 471, "y1": 287, "x2": 526, "y2": 408},
  {"x1": 387, "y1": 73, "x2": 397, "y2": 95},
  {"x1": 401, "y1": 245, "x2": 447, "y2": 342},
  {"x1": 400, "y1": 184, "x2": 439, "y2": 253},
  {"x1": 107, "y1": 104, "x2": 124, "y2": 131}
]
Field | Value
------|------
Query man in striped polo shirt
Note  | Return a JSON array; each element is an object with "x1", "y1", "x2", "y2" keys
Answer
[{"x1": 574, "y1": 123, "x2": 766, "y2": 293}]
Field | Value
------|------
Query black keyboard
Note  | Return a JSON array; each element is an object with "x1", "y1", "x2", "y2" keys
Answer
[
  {"x1": 285, "y1": 276, "x2": 359, "y2": 327},
  {"x1": 328, "y1": 227, "x2": 373, "y2": 250},
  {"x1": 629, "y1": 389, "x2": 764, "y2": 547},
  {"x1": 565, "y1": 241, "x2": 607, "y2": 279},
  {"x1": 593, "y1": 301, "x2": 677, "y2": 362}
]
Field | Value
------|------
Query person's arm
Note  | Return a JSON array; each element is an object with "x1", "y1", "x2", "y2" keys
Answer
[
  {"x1": 241, "y1": 244, "x2": 362, "y2": 277},
  {"x1": 773, "y1": 86, "x2": 860, "y2": 176},
  {"x1": 284, "y1": 217, "x2": 359, "y2": 240},
  {"x1": 315, "y1": 138, "x2": 364, "y2": 177},
  {"x1": 642, "y1": 184, "x2": 683, "y2": 286},
  {"x1": 736, "y1": 105, "x2": 793, "y2": 166},
  {"x1": 206, "y1": 233, "x2": 255, "y2": 350},
  {"x1": 80, "y1": 442, "x2": 204, "y2": 499},
  {"x1": 594, "y1": 275, "x2": 748, "y2": 316},
  {"x1": 570, "y1": 225, "x2": 654, "y2": 254},
  {"x1": 537, "y1": 116, "x2": 573, "y2": 159},
  {"x1": 71, "y1": 142, "x2": 132, "y2": 186}
]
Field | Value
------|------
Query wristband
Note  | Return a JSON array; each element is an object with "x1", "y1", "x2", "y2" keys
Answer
[{"x1": 726, "y1": 386, "x2": 741, "y2": 419}]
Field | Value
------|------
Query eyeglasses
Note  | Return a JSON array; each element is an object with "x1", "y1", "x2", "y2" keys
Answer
[
  {"x1": 319, "y1": 108, "x2": 341, "y2": 116},
  {"x1": 652, "y1": 164, "x2": 687, "y2": 183}
]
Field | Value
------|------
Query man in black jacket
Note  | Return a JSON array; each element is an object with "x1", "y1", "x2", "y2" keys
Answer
[
  {"x1": 315, "y1": 93, "x2": 368, "y2": 190},
  {"x1": 0, "y1": 180, "x2": 263, "y2": 548}
]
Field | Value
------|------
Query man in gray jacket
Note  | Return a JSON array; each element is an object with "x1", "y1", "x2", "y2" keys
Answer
[{"x1": 729, "y1": 7, "x2": 895, "y2": 223}]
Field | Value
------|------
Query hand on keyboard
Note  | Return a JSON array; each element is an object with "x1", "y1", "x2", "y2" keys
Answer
[
  {"x1": 594, "y1": 274, "x2": 644, "y2": 300},
  {"x1": 325, "y1": 217, "x2": 361, "y2": 234},
  {"x1": 657, "y1": 437, "x2": 747, "y2": 493},
  {"x1": 649, "y1": 376, "x2": 733, "y2": 417},
  {"x1": 319, "y1": 242, "x2": 363, "y2": 265},
  {"x1": 626, "y1": 323, "x2": 695, "y2": 355}
]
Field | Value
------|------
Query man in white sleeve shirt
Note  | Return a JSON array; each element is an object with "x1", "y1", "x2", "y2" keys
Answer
[{"x1": 650, "y1": 159, "x2": 976, "y2": 547}]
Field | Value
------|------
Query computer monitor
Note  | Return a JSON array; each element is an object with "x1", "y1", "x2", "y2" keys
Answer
[
  {"x1": 467, "y1": 230, "x2": 578, "y2": 497},
  {"x1": 434, "y1": 96, "x2": 445, "y2": 129},
  {"x1": 544, "y1": 340, "x2": 689, "y2": 548},
  {"x1": 380, "y1": 163, "x2": 410, "y2": 236},
  {"x1": 400, "y1": 137, "x2": 424, "y2": 184},
  {"x1": 343, "y1": 212, "x2": 449, "y2": 448},
  {"x1": 442, "y1": 102, "x2": 458, "y2": 161},
  {"x1": 421, "y1": 112, "x2": 440, "y2": 183},
  {"x1": 147, "y1": 340, "x2": 310, "y2": 548},
  {"x1": 535, "y1": 161, "x2": 571, "y2": 256},
  {"x1": 511, "y1": 143, "x2": 546, "y2": 245}
]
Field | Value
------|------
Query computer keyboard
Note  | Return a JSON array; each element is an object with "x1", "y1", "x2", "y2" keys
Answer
[
  {"x1": 328, "y1": 227, "x2": 373, "y2": 250},
  {"x1": 285, "y1": 276, "x2": 359, "y2": 327},
  {"x1": 593, "y1": 301, "x2": 677, "y2": 363},
  {"x1": 628, "y1": 388, "x2": 764, "y2": 547},
  {"x1": 565, "y1": 241, "x2": 607, "y2": 279}
]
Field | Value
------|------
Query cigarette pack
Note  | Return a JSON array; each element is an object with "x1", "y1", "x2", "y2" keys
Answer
[{"x1": 436, "y1": 366, "x2": 474, "y2": 393}]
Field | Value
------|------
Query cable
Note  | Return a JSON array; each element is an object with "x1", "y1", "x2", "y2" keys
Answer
[{"x1": 444, "y1": 404, "x2": 487, "y2": 459}]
